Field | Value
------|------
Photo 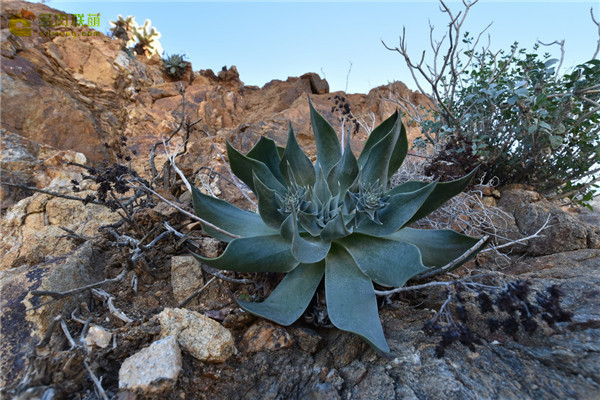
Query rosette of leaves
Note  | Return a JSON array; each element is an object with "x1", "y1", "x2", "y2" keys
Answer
[
  {"x1": 163, "y1": 53, "x2": 189, "y2": 79},
  {"x1": 191, "y1": 98, "x2": 485, "y2": 354}
]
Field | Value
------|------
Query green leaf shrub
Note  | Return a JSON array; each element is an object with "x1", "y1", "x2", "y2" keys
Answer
[
  {"x1": 423, "y1": 44, "x2": 600, "y2": 205},
  {"x1": 192, "y1": 98, "x2": 484, "y2": 354}
]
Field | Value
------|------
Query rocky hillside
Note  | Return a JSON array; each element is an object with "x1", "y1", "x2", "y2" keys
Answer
[
  {"x1": 2, "y1": 1, "x2": 600, "y2": 400},
  {"x1": 1, "y1": 0, "x2": 429, "y2": 211}
]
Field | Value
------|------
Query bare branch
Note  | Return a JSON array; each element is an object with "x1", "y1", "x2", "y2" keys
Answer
[
  {"x1": 84, "y1": 360, "x2": 110, "y2": 400},
  {"x1": 31, "y1": 267, "x2": 129, "y2": 300},
  {"x1": 1, "y1": 182, "x2": 106, "y2": 205},
  {"x1": 200, "y1": 128, "x2": 257, "y2": 207},
  {"x1": 178, "y1": 276, "x2": 216, "y2": 308},
  {"x1": 131, "y1": 178, "x2": 242, "y2": 239},
  {"x1": 37, "y1": 315, "x2": 62, "y2": 347},
  {"x1": 374, "y1": 272, "x2": 494, "y2": 296},
  {"x1": 482, "y1": 214, "x2": 551, "y2": 252},
  {"x1": 416, "y1": 235, "x2": 489, "y2": 280},
  {"x1": 92, "y1": 288, "x2": 133, "y2": 324},
  {"x1": 537, "y1": 39, "x2": 565, "y2": 79},
  {"x1": 60, "y1": 319, "x2": 79, "y2": 349},
  {"x1": 591, "y1": 7, "x2": 600, "y2": 59}
]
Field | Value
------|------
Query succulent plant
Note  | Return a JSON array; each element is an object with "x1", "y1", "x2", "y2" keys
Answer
[
  {"x1": 163, "y1": 53, "x2": 189, "y2": 79},
  {"x1": 132, "y1": 19, "x2": 162, "y2": 57},
  {"x1": 191, "y1": 98, "x2": 485, "y2": 354},
  {"x1": 109, "y1": 15, "x2": 137, "y2": 46}
]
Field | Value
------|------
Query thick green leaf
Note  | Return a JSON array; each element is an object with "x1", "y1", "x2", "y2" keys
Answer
[
  {"x1": 281, "y1": 214, "x2": 331, "y2": 263},
  {"x1": 356, "y1": 181, "x2": 437, "y2": 236},
  {"x1": 279, "y1": 123, "x2": 316, "y2": 187},
  {"x1": 337, "y1": 136, "x2": 359, "y2": 195},
  {"x1": 407, "y1": 168, "x2": 478, "y2": 224},
  {"x1": 358, "y1": 111, "x2": 398, "y2": 167},
  {"x1": 236, "y1": 261, "x2": 325, "y2": 325},
  {"x1": 387, "y1": 180, "x2": 429, "y2": 196},
  {"x1": 246, "y1": 136, "x2": 286, "y2": 185},
  {"x1": 387, "y1": 122, "x2": 409, "y2": 179},
  {"x1": 192, "y1": 234, "x2": 298, "y2": 272},
  {"x1": 298, "y1": 210, "x2": 322, "y2": 236},
  {"x1": 192, "y1": 186, "x2": 276, "y2": 242},
  {"x1": 226, "y1": 142, "x2": 286, "y2": 194},
  {"x1": 253, "y1": 173, "x2": 287, "y2": 229},
  {"x1": 360, "y1": 111, "x2": 405, "y2": 187},
  {"x1": 337, "y1": 234, "x2": 429, "y2": 287},
  {"x1": 309, "y1": 97, "x2": 342, "y2": 177},
  {"x1": 313, "y1": 167, "x2": 332, "y2": 205},
  {"x1": 320, "y1": 208, "x2": 352, "y2": 241},
  {"x1": 385, "y1": 228, "x2": 484, "y2": 268},
  {"x1": 325, "y1": 244, "x2": 390, "y2": 354}
]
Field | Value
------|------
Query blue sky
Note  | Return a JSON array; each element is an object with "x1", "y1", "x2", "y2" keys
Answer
[{"x1": 43, "y1": 1, "x2": 599, "y2": 94}]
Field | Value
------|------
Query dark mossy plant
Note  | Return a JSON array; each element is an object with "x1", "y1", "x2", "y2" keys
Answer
[{"x1": 191, "y1": 98, "x2": 485, "y2": 354}]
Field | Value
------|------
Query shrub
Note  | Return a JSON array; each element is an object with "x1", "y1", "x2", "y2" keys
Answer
[
  {"x1": 384, "y1": 1, "x2": 600, "y2": 207},
  {"x1": 430, "y1": 47, "x2": 600, "y2": 203},
  {"x1": 191, "y1": 98, "x2": 485, "y2": 354}
]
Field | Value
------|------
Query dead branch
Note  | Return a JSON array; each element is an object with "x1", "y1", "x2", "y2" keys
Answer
[
  {"x1": 1, "y1": 182, "x2": 106, "y2": 205},
  {"x1": 58, "y1": 227, "x2": 94, "y2": 242},
  {"x1": 591, "y1": 7, "x2": 600, "y2": 59},
  {"x1": 84, "y1": 360, "x2": 109, "y2": 400},
  {"x1": 200, "y1": 128, "x2": 257, "y2": 207},
  {"x1": 374, "y1": 272, "x2": 494, "y2": 296},
  {"x1": 537, "y1": 39, "x2": 565, "y2": 79},
  {"x1": 482, "y1": 214, "x2": 551, "y2": 253},
  {"x1": 37, "y1": 315, "x2": 63, "y2": 347},
  {"x1": 91, "y1": 289, "x2": 133, "y2": 324},
  {"x1": 131, "y1": 178, "x2": 242, "y2": 239},
  {"x1": 60, "y1": 318, "x2": 79, "y2": 349},
  {"x1": 31, "y1": 267, "x2": 128, "y2": 301},
  {"x1": 178, "y1": 276, "x2": 216, "y2": 308},
  {"x1": 415, "y1": 235, "x2": 489, "y2": 280}
]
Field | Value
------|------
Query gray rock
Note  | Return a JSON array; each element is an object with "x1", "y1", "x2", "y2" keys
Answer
[
  {"x1": 499, "y1": 188, "x2": 600, "y2": 255},
  {"x1": 170, "y1": 256, "x2": 203, "y2": 306},
  {"x1": 118, "y1": 335, "x2": 182, "y2": 394},
  {"x1": 0, "y1": 241, "x2": 105, "y2": 388},
  {"x1": 157, "y1": 308, "x2": 236, "y2": 363},
  {"x1": 190, "y1": 249, "x2": 600, "y2": 400}
]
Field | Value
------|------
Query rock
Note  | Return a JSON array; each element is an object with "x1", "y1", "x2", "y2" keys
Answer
[
  {"x1": 0, "y1": 130, "x2": 87, "y2": 210},
  {"x1": 301, "y1": 72, "x2": 329, "y2": 94},
  {"x1": 85, "y1": 325, "x2": 112, "y2": 349},
  {"x1": 499, "y1": 189, "x2": 600, "y2": 255},
  {"x1": 195, "y1": 249, "x2": 600, "y2": 400},
  {"x1": 1, "y1": 1, "x2": 431, "y2": 210},
  {"x1": 241, "y1": 320, "x2": 294, "y2": 353},
  {"x1": 0, "y1": 241, "x2": 106, "y2": 387},
  {"x1": 157, "y1": 308, "x2": 235, "y2": 363},
  {"x1": 118, "y1": 335, "x2": 182, "y2": 394},
  {"x1": 289, "y1": 326, "x2": 323, "y2": 354},
  {"x1": 0, "y1": 190, "x2": 121, "y2": 270},
  {"x1": 217, "y1": 65, "x2": 241, "y2": 83},
  {"x1": 170, "y1": 255, "x2": 203, "y2": 306}
]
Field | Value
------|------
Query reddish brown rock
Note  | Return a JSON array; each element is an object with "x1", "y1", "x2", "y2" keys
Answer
[{"x1": 241, "y1": 320, "x2": 294, "y2": 353}]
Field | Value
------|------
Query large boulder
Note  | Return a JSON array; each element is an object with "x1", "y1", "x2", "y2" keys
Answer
[{"x1": 498, "y1": 188, "x2": 600, "y2": 255}]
